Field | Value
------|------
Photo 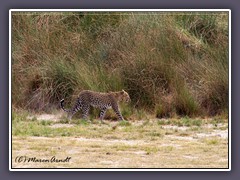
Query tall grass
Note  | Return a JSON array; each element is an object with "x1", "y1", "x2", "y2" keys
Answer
[{"x1": 12, "y1": 12, "x2": 229, "y2": 117}]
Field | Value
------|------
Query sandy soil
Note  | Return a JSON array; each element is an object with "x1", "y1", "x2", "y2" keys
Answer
[{"x1": 13, "y1": 113, "x2": 228, "y2": 169}]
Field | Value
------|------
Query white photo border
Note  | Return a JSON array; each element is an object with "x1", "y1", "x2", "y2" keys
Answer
[{"x1": 9, "y1": 9, "x2": 231, "y2": 171}]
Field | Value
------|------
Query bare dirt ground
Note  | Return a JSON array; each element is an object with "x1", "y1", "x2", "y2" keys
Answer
[{"x1": 12, "y1": 113, "x2": 229, "y2": 169}]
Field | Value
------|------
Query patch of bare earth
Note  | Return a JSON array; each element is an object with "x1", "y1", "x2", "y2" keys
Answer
[
  {"x1": 12, "y1": 116, "x2": 228, "y2": 168},
  {"x1": 50, "y1": 124, "x2": 74, "y2": 128},
  {"x1": 27, "y1": 113, "x2": 63, "y2": 122}
]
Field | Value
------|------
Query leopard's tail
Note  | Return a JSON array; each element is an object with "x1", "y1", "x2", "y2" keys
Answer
[{"x1": 60, "y1": 99, "x2": 71, "y2": 112}]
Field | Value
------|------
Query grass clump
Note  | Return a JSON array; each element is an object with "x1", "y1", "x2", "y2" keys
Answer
[
  {"x1": 205, "y1": 138, "x2": 219, "y2": 145},
  {"x1": 157, "y1": 117, "x2": 203, "y2": 127},
  {"x1": 118, "y1": 120, "x2": 131, "y2": 127}
]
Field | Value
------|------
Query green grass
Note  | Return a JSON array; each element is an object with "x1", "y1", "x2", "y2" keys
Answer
[
  {"x1": 204, "y1": 138, "x2": 220, "y2": 145},
  {"x1": 12, "y1": 111, "x2": 227, "y2": 141},
  {"x1": 157, "y1": 117, "x2": 203, "y2": 127},
  {"x1": 12, "y1": 12, "x2": 229, "y2": 117},
  {"x1": 118, "y1": 120, "x2": 131, "y2": 127}
]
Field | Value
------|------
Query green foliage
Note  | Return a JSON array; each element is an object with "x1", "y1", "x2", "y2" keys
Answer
[
  {"x1": 176, "y1": 12, "x2": 227, "y2": 45},
  {"x1": 157, "y1": 117, "x2": 203, "y2": 127},
  {"x1": 135, "y1": 109, "x2": 148, "y2": 120},
  {"x1": 155, "y1": 103, "x2": 175, "y2": 119},
  {"x1": 157, "y1": 119, "x2": 171, "y2": 126},
  {"x1": 78, "y1": 12, "x2": 124, "y2": 38},
  {"x1": 118, "y1": 120, "x2": 131, "y2": 127},
  {"x1": 12, "y1": 111, "x2": 25, "y2": 122},
  {"x1": 205, "y1": 138, "x2": 219, "y2": 145},
  {"x1": 120, "y1": 104, "x2": 133, "y2": 120},
  {"x1": 175, "y1": 86, "x2": 199, "y2": 116},
  {"x1": 40, "y1": 120, "x2": 52, "y2": 126},
  {"x1": 71, "y1": 119, "x2": 91, "y2": 125},
  {"x1": 12, "y1": 12, "x2": 229, "y2": 117}
]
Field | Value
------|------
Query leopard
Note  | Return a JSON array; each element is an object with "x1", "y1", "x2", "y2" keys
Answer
[{"x1": 60, "y1": 89, "x2": 130, "y2": 121}]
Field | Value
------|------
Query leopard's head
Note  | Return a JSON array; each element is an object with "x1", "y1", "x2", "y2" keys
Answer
[{"x1": 119, "y1": 89, "x2": 131, "y2": 103}]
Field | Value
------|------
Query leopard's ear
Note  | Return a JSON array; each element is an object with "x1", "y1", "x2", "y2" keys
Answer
[
  {"x1": 120, "y1": 89, "x2": 125, "y2": 94},
  {"x1": 122, "y1": 89, "x2": 128, "y2": 94}
]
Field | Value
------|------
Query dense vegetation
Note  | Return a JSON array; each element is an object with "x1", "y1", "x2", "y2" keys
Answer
[{"x1": 11, "y1": 12, "x2": 229, "y2": 118}]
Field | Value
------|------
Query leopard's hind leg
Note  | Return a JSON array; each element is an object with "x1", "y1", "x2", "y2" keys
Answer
[
  {"x1": 82, "y1": 104, "x2": 90, "y2": 120},
  {"x1": 68, "y1": 99, "x2": 83, "y2": 121},
  {"x1": 99, "y1": 107, "x2": 107, "y2": 123}
]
